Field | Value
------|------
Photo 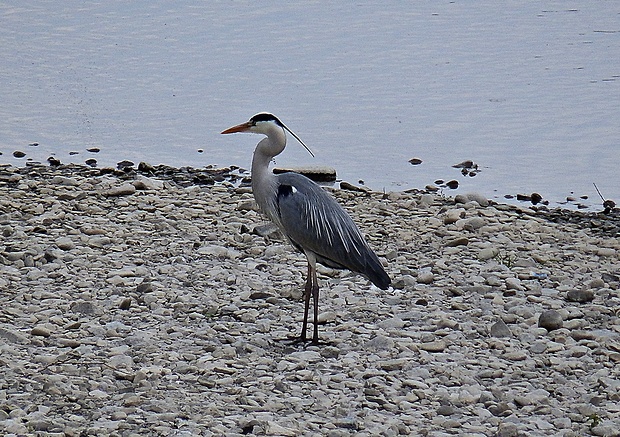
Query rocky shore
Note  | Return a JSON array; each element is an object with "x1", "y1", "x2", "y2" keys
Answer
[{"x1": 1, "y1": 163, "x2": 619, "y2": 437}]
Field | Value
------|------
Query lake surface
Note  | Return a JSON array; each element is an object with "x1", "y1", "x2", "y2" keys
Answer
[{"x1": 1, "y1": 1, "x2": 618, "y2": 209}]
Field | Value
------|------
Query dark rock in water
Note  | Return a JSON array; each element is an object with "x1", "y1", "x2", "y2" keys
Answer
[
  {"x1": 13, "y1": 150, "x2": 26, "y2": 158},
  {"x1": 566, "y1": 289, "x2": 595, "y2": 303},
  {"x1": 273, "y1": 166, "x2": 336, "y2": 183},
  {"x1": 516, "y1": 193, "x2": 531, "y2": 201},
  {"x1": 531, "y1": 193, "x2": 543, "y2": 204},
  {"x1": 193, "y1": 173, "x2": 215, "y2": 185},
  {"x1": 29, "y1": 142, "x2": 40, "y2": 147},
  {"x1": 69, "y1": 151, "x2": 79, "y2": 155},
  {"x1": 446, "y1": 180, "x2": 459, "y2": 189},
  {"x1": 197, "y1": 149, "x2": 204, "y2": 153},
  {"x1": 99, "y1": 167, "x2": 116, "y2": 175},
  {"x1": 138, "y1": 162, "x2": 156, "y2": 173},
  {"x1": 434, "y1": 179, "x2": 444, "y2": 185},
  {"x1": 117, "y1": 160, "x2": 135, "y2": 171},
  {"x1": 409, "y1": 157, "x2": 423, "y2": 165},
  {"x1": 603, "y1": 199, "x2": 616, "y2": 214},
  {"x1": 47, "y1": 156, "x2": 61, "y2": 166},
  {"x1": 538, "y1": 310, "x2": 563, "y2": 331},
  {"x1": 86, "y1": 147, "x2": 100, "y2": 153},
  {"x1": 85, "y1": 158, "x2": 97, "y2": 167},
  {"x1": 453, "y1": 160, "x2": 479, "y2": 177},
  {"x1": 452, "y1": 160, "x2": 477, "y2": 169},
  {"x1": 340, "y1": 181, "x2": 368, "y2": 192}
]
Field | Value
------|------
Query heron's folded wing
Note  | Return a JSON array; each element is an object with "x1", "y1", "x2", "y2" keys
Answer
[{"x1": 275, "y1": 173, "x2": 390, "y2": 289}]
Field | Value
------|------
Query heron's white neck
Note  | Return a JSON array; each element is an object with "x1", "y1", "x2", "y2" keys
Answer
[{"x1": 251, "y1": 125, "x2": 287, "y2": 222}]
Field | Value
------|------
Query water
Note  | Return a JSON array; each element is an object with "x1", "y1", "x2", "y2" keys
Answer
[{"x1": 1, "y1": 1, "x2": 618, "y2": 209}]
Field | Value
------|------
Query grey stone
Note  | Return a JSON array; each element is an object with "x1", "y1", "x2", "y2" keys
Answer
[
  {"x1": 465, "y1": 192, "x2": 490, "y2": 207},
  {"x1": 478, "y1": 247, "x2": 499, "y2": 261},
  {"x1": 566, "y1": 289, "x2": 595, "y2": 303},
  {"x1": 417, "y1": 271, "x2": 435, "y2": 284},
  {"x1": 105, "y1": 183, "x2": 137, "y2": 196},
  {"x1": 538, "y1": 310, "x2": 563, "y2": 331},
  {"x1": 505, "y1": 277, "x2": 524, "y2": 291},
  {"x1": 31, "y1": 326, "x2": 51, "y2": 337},
  {"x1": 418, "y1": 340, "x2": 447, "y2": 352},
  {"x1": 490, "y1": 319, "x2": 512, "y2": 338},
  {"x1": 55, "y1": 237, "x2": 75, "y2": 250}
]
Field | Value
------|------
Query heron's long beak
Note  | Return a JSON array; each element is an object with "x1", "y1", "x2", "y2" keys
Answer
[{"x1": 221, "y1": 122, "x2": 251, "y2": 134}]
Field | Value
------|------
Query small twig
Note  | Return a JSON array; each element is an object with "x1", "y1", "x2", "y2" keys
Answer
[{"x1": 593, "y1": 183, "x2": 605, "y2": 201}]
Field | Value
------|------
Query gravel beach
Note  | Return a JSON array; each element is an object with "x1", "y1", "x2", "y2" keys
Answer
[{"x1": 1, "y1": 163, "x2": 619, "y2": 437}]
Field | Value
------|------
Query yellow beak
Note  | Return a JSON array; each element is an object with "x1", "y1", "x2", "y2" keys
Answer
[{"x1": 221, "y1": 122, "x2": 252, "y2": 134}]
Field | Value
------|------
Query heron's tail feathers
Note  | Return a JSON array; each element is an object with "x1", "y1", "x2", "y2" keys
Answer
[{"x1": 364, "y1": 257, "x2": 391, "y2": 290}]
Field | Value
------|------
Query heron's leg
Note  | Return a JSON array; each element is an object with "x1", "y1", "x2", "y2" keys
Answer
[
  {"x1": 300, "y1": 262, "x2": 313, "y2": 341},
  {"x1": 311, "y1": 267, "x2": 320, "y2": 345}
]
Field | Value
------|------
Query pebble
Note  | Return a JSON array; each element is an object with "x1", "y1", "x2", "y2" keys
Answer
[
  {"x1": 566, "y1": 289, "x2": 595, "y2": 303},
  {"x1": 31, "y1": 326, "x2": 51, "y2": 337},
  {"x1": 443, "y1": 208, "x2": 465, "y2": 224},
  {"x1": 418, "y1": 340, "x2": 447, "y2": 352},
  {"x1": 55, "y1": 237, "x2": 75, "y2": 250},
  {"x1": 417, "y1": 270, "x2": 435, "y2": 284},
  {"x1": 454, "y1": 193, "x2": 489, "y2": 208},
  {"x1": 464, "y1": 192, "x2": 490, "y2": 207},
  {"x1": 505, "y1": 277, "x2": 524, "y2": 291},
  {"x1": 490, "y1": 318, "x2": 512, "y2": 337},
  {"x1": 538, "y1": 310, "x2": 564, "y2": 331},
  {"x1": 445, "y1": 236, "x2": 469, "y2": 247},
  {"x1": 105, "y1": 183, "x2": 137, "y2": 196},
  {"x1": 0, "y1": 163, "x2": 619, "y2": 436},
  {"x1": 596, "y1": 248, "x2": 615, "y2": 257},
  {"x1": 458, "y1": 216, "x2": 486, "y2": 231},
  {"x1": 478, "y1": 247, "x2": 500, "y2": 261}
]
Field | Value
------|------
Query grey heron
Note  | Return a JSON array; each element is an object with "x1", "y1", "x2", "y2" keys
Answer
[{"x1": 221, "y1": 113, "x2": 390, "y2": 344}]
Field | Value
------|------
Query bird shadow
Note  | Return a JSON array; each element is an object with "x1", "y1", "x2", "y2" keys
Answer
[{"x1": 272, "y1": 335, "x2": 335, "y2": 350}]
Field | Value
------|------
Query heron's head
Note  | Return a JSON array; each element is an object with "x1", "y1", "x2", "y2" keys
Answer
[
  {"x1": 221, "y1": 113, "x2": 314, "y2": 157},
  {"x1": 220, "y1": 112, "x2": 283, "y2": 135}
]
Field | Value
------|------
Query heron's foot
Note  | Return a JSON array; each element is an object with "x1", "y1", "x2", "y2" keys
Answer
[
  {"x1": 274, "y1": 334, "x2": 324, "y2": 347},
  {"x1": 290, "y1": 334, "x2": 314, "y2": 345}
]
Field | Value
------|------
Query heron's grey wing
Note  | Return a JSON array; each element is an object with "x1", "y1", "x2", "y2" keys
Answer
[{"x1": 275, "y1": 173, "x2": 390, "y2": 289}]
